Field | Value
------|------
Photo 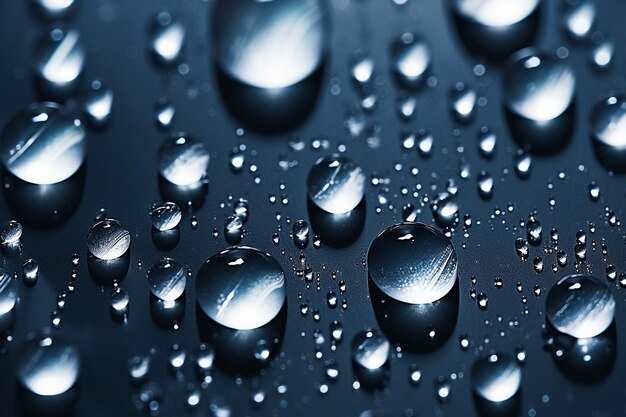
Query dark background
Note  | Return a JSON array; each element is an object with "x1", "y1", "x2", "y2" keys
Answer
[{"x1": 0, "y1": 0, "x2": 625, "y2": 416}]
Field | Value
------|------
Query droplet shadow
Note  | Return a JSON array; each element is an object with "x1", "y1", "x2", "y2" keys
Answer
[
  {"x1": 158, "y1": 176, "x2": 207, "y2": 213},
  {"x1": 87, "y1": 251, "x2": 130, "y2": 286},
  {"x1": 473, "y1": 392, "x2": 521, "y2": 417},
  {"x1": 307, "y1": 198, "x2": 366, "y2": 248},
  {"x1": 16, "y1": 384, "x2": 78, "y2": 417}
]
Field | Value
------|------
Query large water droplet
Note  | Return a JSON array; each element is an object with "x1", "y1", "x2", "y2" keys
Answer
[
  {"x1": 150, "y1": 202, "x2": 182, "y2": 231},
  {"x1": 35, "y1": 28, "x2": 85, "y2": 93},
  {"x1": 368, "y1": 222, "x2": 457, "y2": 304},
  {"x1": 390, "y1": 32, "x2": 431, "y2": 87},
  {"x1": 148, "y1": 258, "x2": 187, "y2": 302},
  {"x1": 0, "y1": 102, "x2": 86, "y2": 185},
  {"x1": 352, "y1": 329, "x2": 390, "y2": 370},
  {"x1": 196, "y1": 247, "x2": 286, "y2": 330},
  {"x1": 16, "y1": 332, "x2": 80, "y2": 396},
  {"x1": 591, "y1": 95, "x2": 626, "y2": 173},
  {"x1": 546, "y1": 274, "x2": 616, "y2": 338},
  {"x1": 212, "y1": 0, "x2": 329, "y2": 89},
  {"x1": 471, "y1": 353, "x2": 522, "y2": 402},
  {"x1": 158, "y1": 133, "x2": 209, "y2": 186},
  {"x1": 307, "y1": 154, "x2": 366, "y2": 214},
  {"x1": 150, "y1": 12, "x2": 186, "y2": 65},
  {"x1": 87, "y1": 218, "x2": 131, "y2": 260},
  {"x1": 504, "y1": 49, "x2": 575, "y2": 122}
]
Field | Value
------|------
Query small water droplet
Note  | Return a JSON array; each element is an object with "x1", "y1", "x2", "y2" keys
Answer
[
  {"x1": 352, "y1": 329, "x2": 390, "y2": 370},
  {"x1": 307, "y1": 154, "x2": 365, "y2": 214},
  {"x1": 148, "y1": 258, "x2": 187, "y2": 302},
  {"x1": 150, "y1": 12, "x2": 186, "y2": 64},
  {"x1": 471, "y1": 353, "x2": 522, "y2": 402}
]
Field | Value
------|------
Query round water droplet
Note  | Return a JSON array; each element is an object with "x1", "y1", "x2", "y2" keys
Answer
[
  {"x1": 504, "y1": 49, "x2": 575, "y2": 122},
  {"x1": 87, "y1": 218, "x2": 131, "y2": 260},
  {"x1": 390, "y1": 32, "x2": 431, "y2": 87},
  {"x1": 35, "y1": 28, "x2": 85, "y2": 91},
  {"x1": 212, "y1": 0, "x2": 330, "y2": 89},
  {"x1": 155, "y1": 99, "x2": 175, "y2": 129},
  {"x1": 591, "y1": 95, "x2": 626, "y2": 173},
  {"x1": 195, "y1": 343, "x2": 215, "y2": 372},
  {"x1": 477, "y1": 171, "x2": 494, "y2": 199},
  {"x1": 0, "y1": 220, "x2": 23, "y2": 244},
  {"x1": 478, "y1": 127, "x2": 496, "y2": 158},
  {"x1": 0, "y1": 270, "x2": 17, "y2": 314},
  {"x1": 591, "y1": 40, "x2": 613, "y2": 70},
  {"x1": 513, "y1": 151, "x2": 532, "y2": 178},
  {"x1": 150, "y1": 202, "x2": 182, "y2": 231},
  {"x1": 472, "y1": 353, "x2": 522, "y2": 402},
  {"x1": 368, "y1": 222, "x2": 457, "y2": 304},
  {"x1": 148, "y1": 258, "x2": 187, "y2": 302},
  {"x1": 350, "y1": 50, "x2": 374, "y2": 85},
  {"x1": 196, "y1": 247, "x2": 286, "y2": 330},
  {"x1": 307, "y1": 154, "x2": 365, "y2": 214},
  {"x1": 352, "y1": 329, "x2": 390, "y2": 370},
  {"x1": 1, "y1": 102, "x2": 86, "y2": 185},
  {"x1": 150, "y1": 12, "x2": 186, "y2": 65},
  {"x1": 431, "y1": 192, "x2": 459, "y2": 228},
  {"x1": 450, "y1": 82, "x2": 477, "y2": 123},
  {"x1": 84, "y1": 81, "x2": 113, "y2": 126},
  {"x1": 452, "y1": 0, "x2": 540, "y2": 27},
  {"x1": 16, "y1": 332, "x2": 80, "y2": 396},
  {"x1": 546, "y1": 274, "x2": 615, "y2": 338},
  {"x1": 110, "y1": 288, "x2": 130, "y2": 312},
  {"x1": 158, "y1": 133, "x2": 209, "y2": 186}
]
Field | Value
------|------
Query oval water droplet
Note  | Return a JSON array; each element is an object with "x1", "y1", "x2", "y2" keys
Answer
[
  {"x1": 307, "y1": 154, "x2": 365, "y2": 214},
  {"x1": 150, "y1": 12, "x2": 186, "y2": 65},
  {"x1": 391, "y1": 32, "x2": 431, "y2": 87},
  {"x1": 84, "y1": 80, "x2": 113, "y2": 126},
  {"x1": 0, "y1": 220, "x2": 23, "y2": 245},
  {"x1": 158, "y1": 133, "x2": 210, "y2": 186},
  {"x1": 16, "y1": 332, "x2": 80, "y2": 396},
  {"x1": 35, "y1": 28, "x2": 85, "y2": 93},
  {"x1": 1, "y1": 102, "x2": 86, "y2": 185},
  {"x1": 212, "y1": 0, "x2": 329, "y2": 89},
  {"x1": 87, "y1": 218, "x2": 131, "y2": 260},
  {"x1": 150, "y1": 202, "x2": 182, "y2": 231},
  {"x1": 368, "y1": 222, "x2": 457, "y2": 304},
  {"x1": 471, "y1": 353, "x2": 522, "y2": 402},
  {"x1": 450, "y1": 82, "x2": 477, "y2": 123},
  {"x1": 352, "y1": 329, "x2": 390, "y2": 370},
  {"x1": 196, "y1": 247, "x2": 286, "y2": 330},
  {"x1": 546, "y1": 274, "x2": 616, "y2": 338},
  {"x1": 148, "y1": 258, "x2": 187, "y2": 302}
]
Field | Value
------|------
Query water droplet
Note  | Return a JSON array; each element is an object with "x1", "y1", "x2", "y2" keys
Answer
[
  {"x1": 0, "y1": 270, "x2": 17, "y2": 314},
  {"x1": 590, "y1": 95, "x2": 626, "y2": 172},
  {"x1": 22, "y1": 259, "x2": 39, "y2": 287},
  {"x1": 514, "y1": 238, "x2": 529, "y2": 260},
  {"x1": 526, "y1": 217, "x2": 542, "y2": 245},
  {"x1": 450, "y1": 82, "x2": 477, "y2": 122},
  {"x1": 513, "y1": 151, "x2": 532, "y2": 178},
  {"x1": 350, "y1": 50, "x2": 374, "y2": 85},
  {"x1": 148, "y1": 258, "x2": 187, "y2": 302},
  {"x1": 409, "y1": 365, "x2": 422, "y2": 385},
  {"x1": 368, "y1": 222, "x2": 457, "y2": 304},
  {"x1": 110, "y1": 287, "x2": 130, "y2": 313},
  {"x1": 293, "y1": 220, "x2": 309, "y2": 249},
  {"x1": 86, "y1": 218, "x2": 131, "y2": 260},
  {"x1": 477, "y1": 292, "x2": 488, "y2": 309},
  {"x1": 195, "y1": 343, "x2": 215, "y2": 372},
  {"x1": 478, "y1": 127, "x2": 496, "y2": 158},
  {"x1": 546, "y1": 274, "x2": 616, "y2": 338},
  {"x1": 33, "y1": 0, "x2": 77, "y2": 18},
  {"x1": 417, "y1": 129, "x2": 434, "y2": 157},
  {"x1": 155, "y1": 99, "x2": 175, "y2": 129},
  {"x1": 150, "y1": 202, "x2": 182, "y2": 231},
  {"x1": 128, "y1": 355, "x2": 150, "y2": 382},
  {"x1": 391, "y1": 32, "x2": 431, "y2": 87},
  {"x1": 504, "y1": 49, "x2": 575, "y2": 122},
  {"x1": 84, "y1": 81, "x2": 113, "y2": 126},
  {"x1": 431, "y1": 192, "x2": 459, "y2": 228},
  {"x1": 435, "y1": 377, "x2": 451, "y2": 402},
  {"x1": 167, "y1": 344, "x2": 186, "y2": 369},
  {"x1": 35, "y1": 28, "x2": 85, "y2": 92},
  {"x1": 233, "y1": 199, "x2": 249, "y2": 223},
  {"x1": 472, "y1": 353, "x2": 522, "y2": 402},
  {"x1": 196, "y1": 247, "x2": 285, "y2": 330},
  {"x1": 16, "y1": 332, "x2": 80, "y2": 396},
  {"x1": 150, "y1": 12, "x2": 185, "y2": 65},
  {"x1": 158, "y1": 133, "x2": 209, "y2": 186},
  {"x1": 307, "y1": 154, "x2": 365, "y2": 214},
  {"x1": 477, "y1": 171, "x2": 493, "y2": 199},
  {"x1": 212, "y1": 0, "x2": 329, "y2": 89},
  {"x1": 591, "y1": 40, "x2": 613, "y2": 69},
  {"x1": 563, "y1": 0, "x2": 595, "y2": 39},
  {"x1": 1, "y1": 102, "x2": 86, "y2": 185},
  {"x1": 352, "y1": 329, "x2": 390, "y2": 370},
  {"x1": 452, "y1": 0, "x2": 540, "y2": 27},
  {"x1": 254, "y1": 339, "x2": 271, "y2": 363},
  {"x1": 0, "y1": 220, "x2": 22, "y2": 245}
]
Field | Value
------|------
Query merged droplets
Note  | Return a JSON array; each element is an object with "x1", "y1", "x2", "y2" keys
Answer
[
  {"x1": 16, "y1": 332, "x2": 80, "y2": 396},
  {"x1": 503, "y1": 49, "x2": 575, "y2": 123},
  {"x1": 150, "y1": 12, "x2": 186, "y2": 65},
  {"x1": 390, "y1": 32, "x2": 431, "y2": 87},
  {"x1": 546, "y1": 274, "x2": 615, "y2": 338},
  {"x1": 352, "y1": 329, "x2": 390, "y2": 370},
  {"x1": 471, "y1": 354, "x2": 522, "y2": 402},
  {"x1": 307, "y1": 154, "x2": 366, "y2": 214},
  {"x1": 196, "y1": 247, "x2": 286, "y2": 330},
  {"x1": 451, "y1": 0, "x2": 540, "y2": 27},
  {"x1": 35, "y1": 28, "x2": 85, "y2": 92},
  {"x1": 150, "y1": 202, "x2": 182, "y2": 231},
  {"x1": 87, "y1": 219, "x2": 131, "y2": 260},
  {"x1": 0, "y1": 102, "x2": 86, "y2": 185},
  {"x1": 147, "y1": 258, "x2": 187, "y2": 302},
  {"x1": 0, "y1": 270, "x2": 17, "y2": 314},
  {"x1": 212, "y1": 0, "x2": 329, "y2": 89},
  {"x1": 367, "y1": 222, "x2": 457, "y2": 304},
  {"x1": 590, "y1": 95, "x2": 626, "y2": 172},
  {"x1": 158, "y1": 133, "x2": 209, "y2": 186}
]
